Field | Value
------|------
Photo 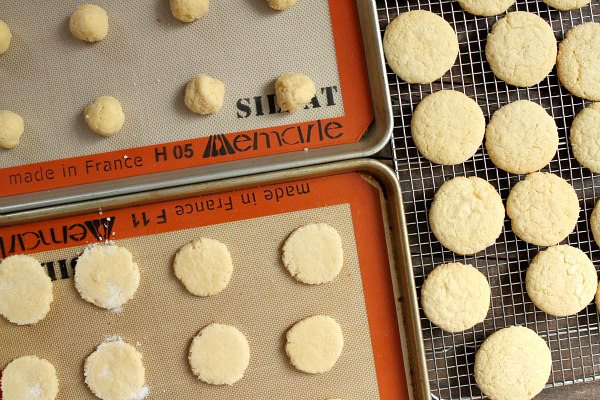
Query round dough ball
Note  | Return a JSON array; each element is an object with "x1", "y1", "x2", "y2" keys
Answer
[
  {"x1": 486, "y1": 12, "x2": 557, "y2": 87},
  {"x1": 173, "y1": 238, "x2": 233, "y2": 296},
  {"x1": 411, "y1": 90, "x2": 485, "y2": 165},
  {"x1": 526, "y1": 245, "x2": 597, "y2": 317},
  {"x1": 570, "y1": 102, "x2": 600, "y2": 173},
  {"x1": 275, "y1": 72, "x2": 316, "y2": 113},
  {"x1": 0, "y1": 109, "x2": 25, "y2": 149},
  {"x1": 69, "y1": 4, "x2": 109, "y2": 43},
  {"x1": 475, "y1": 326, "x2": 552, "y2": 400},
  {"x1": 543, "y1": 0, "x2": 590, "y2": 10},
  {"x1": 84, "y1": 96, "x2": 125, "y2": 137},
  {"x1": 85, "y1": 340, "x2": 146, "y2": 400},
  {"x1": 421, "y1": 263, "x2": 491, "y2": 332},
  {"x1": 74, "y1": 245, "x2": 140, "y2": 310},
  {"x1": 0, "y1": 20, "x2": 12, "y2": 55},
  {"x1": 558, "y1": 23, "x2": 600, "y2": 101},
  {"x1": 591, "y1": 200, "x2": 600, "y2": 248},
  {"x1": 506, "y1": 172, "x2": 579, "y2": 246},
  {"x1": 285, "y1": 315, "x2": 344, "y2": 374},
  {"x1": 429, "y1": 176, "x2": 505, "y2": 255},
  {"x1": 282, "y1": 223, "x2": 343, "y2": 285},
  {"x1": 188, "y1": 323, "x2": 250, "y2": 385},
  {"x1": 184, "y1": 74, "x2": 225, "y2": 115},
  {"x1": 485, "y1": 100, "x2": 558, "y2": 174},
  {"x1": 455, "y1": 0, "x2": 515, "y2": 16},
  {"x1": 0, "y1": 255, "x2": 53, "y2": 325},
  {"x1": 1, "y1": 356, "x2": 59, "y2": 400},
  {"x1": 383, "y1": 10, "x2": 458, "y2": 84},
  {"x1": 170, "y1": 0, "x2": 209, "y2": 23},
  {"x1": 266, "y1": 0, "x2": 299, "y2": 10}
]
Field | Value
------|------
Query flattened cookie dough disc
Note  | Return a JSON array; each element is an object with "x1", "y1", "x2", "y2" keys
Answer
[
  {"x1": 570, "y1": 103, "x2": 600, "y2": 173},
  {"x1": 506, "y1": 172, "x2": 579, "y2": 246},
  {"x1": 591, "y1": 200, "x2": 600, "y2": 248},
  {"x1": 558, "y1": 23, "x2": 600, "y2": 101},
  {"x1": 173, "y1": 238, "x2": 233, "y2": 296},
  {"x1": 486, "y1": 12, "x2": 557, "y2": 87},
  {"x1": 188, "y1": 323, "x2": 250, "y2": 385},
  {"x1": 275, "y1": 73, "x2": 316, "y2": 112},
  {"x1": 170, "y1": 0, "x2": 209, "y2": 23},
  {"x1": 456, "y1": 0, "x2": 515, "y2": 16},
  {"x1": 411, "y1": 90, "x2": 485, "y2": 165},
  {"x1": 421, "y1": 263, "x2": 491, "y2": 332},
  {"x1": 0, "y1": 255, "x2": 53, "y2": 325},
  {"x1": 74, "y1": 245, "x2": 140, "y2": 310},
  {"x1": 383, "y1": 10, "x2": 458, "y2": 84},
  {"x1": 1, "y1": 356, "x2": 59, "y2": 400},
  {"x1": 475, "y1": 326, "x2": 552, "y2": 400},
  {"x1": 485, "y1": 100, "x2": 558, "y2": 174},
  {"x1": 69, "y1": 4, "x2": 109, "y2": 43},
  {"x1": 0, "y1": 20, "x2": 12, "y2": 55},
  {"x1": 266, "y1": 0, "x2": 299, "y2": 10},
  {"x1": 429, "y1": 176, "x2": 505, "y2": 255},
  {"x1": 282, "y1": 223, "x2": 343, "y2": 285},
  {"x1": 285, "y1": 315, "x2": 344, "y2": 374},
  {"x1": 544, "y1": 0, "x2": 591, "y2": 10}
]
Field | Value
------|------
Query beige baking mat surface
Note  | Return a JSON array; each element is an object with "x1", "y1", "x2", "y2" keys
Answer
[
  {"x1": 0, "y1": 204, "x2": 380, "y2": 399},
  {"x1": 0, "y1": 0, "x2": 343, "y2": 168}
]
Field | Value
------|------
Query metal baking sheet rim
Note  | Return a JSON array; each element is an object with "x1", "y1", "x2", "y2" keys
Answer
[
  {"x1": 0, "y1": 0, "x2": 393, "y2": 216},
  {"x1": 0, "y1": 158, "x2": 429, "y2": 400}
]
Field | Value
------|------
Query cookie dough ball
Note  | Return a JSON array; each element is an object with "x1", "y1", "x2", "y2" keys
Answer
[
  {"x1": 543, "y1": 0, "x2": 591, "y2": 10},
  {"x1": 421, "y1": 263, "x2": 491, "y2": 332},
  {"x1": 507, "y1": 172, "x2": 579, "y2": 246},
  {"x1": 485, "y1": 100, "x2": 558, "y2": 174},
  {"x1": 429, "y1": 176, "x2": 505, "y2": 255},
  {"x1": 383, "y1": 10, "x2": 458, "y2": 84},
  {"x1": 591, "y1": 200, "x2": 600, "y2": 248},
  {"x1": 69, "y1": 4, "x2": 109, "y2": 43},
  {"x1": 0, "y1": 20, "x2": 12, "y2": 55},
  {"x1": 0, "y1": 109, "x2": 25, "y2": 149},
  {"x1": 266, "y1": 0, "x2": 299, "y2": 10},
  {"x1": 558, "y1": 23, "x2": 600, "y2": 101},
  {"x1": 170, "y1": 0, "x2": 209, "y2": 23},
  {"x1": 85, "y1": 339, "x2": 146, "y2": 400},
  {"x1": 411, "y1": 90, "x2": 485, "y2": 165},
  {"x1": 0, "y1": 255, "x2": 53, "y2": 325},
  {"x1": 1, "y1": 356, "x2": 59, "y2": 400},
  {"x1": 570, "y1": 103, "x2": 600, "y2": 173},
  {"x1": 173, "y1": 238, "x2": 233, "y2": 296},
  {"x1": 455, "y1": 0, "x2": 515, "y2": 16},
  {"x1": 275, "y1": 73, "x2": 316, "y2": 113},
  {"x1": 84, "y1": 96, "x2": 125, "y2": 137},
  {"x1": 475, "y1": 326, "x2": 552, "y2": 400},
  {"x1": 486, "y1": 12, "x2": 557, "y2": 87},
  {"x1": 184, "y1": 74, "x2": 225, "y2": 115},
  {"x1": 188, "y1": 323, "x2": 250, "y2": 385},
  {"x1": 74, "y1": 245, "x2": 140, "y2": 310},
  {"x1": 526, "y1": 245, "x2": 597, "y2": 317},
  {"x1": 285, "y1": 315, "x2": 344, "y2": 374}
]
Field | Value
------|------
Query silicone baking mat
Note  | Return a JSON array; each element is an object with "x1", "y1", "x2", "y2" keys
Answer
[{"x1": 0, "y1": 172, "x2": 407, "y2": 399}]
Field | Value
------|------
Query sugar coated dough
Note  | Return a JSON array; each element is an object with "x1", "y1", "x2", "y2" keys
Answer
[
  {"x1": 184, "y1": 75, "x2": 225, "y2": 115},
  {"x1": 285, "y1": 315, "x2": 344, "y2": 374},
  {"x1": 84, "y1": 96, "x2": 125, "y2": 137},
  {"x1": 429, "y1": 177, "x2": 505, "y2": 255},
  {"x1": 188, "y1": 323, "x2": 250, "y2": 385},
  {"x1": 173, "y1": 238, "x2": 233, "y2": 296},
  {"x1": 69, "y1": 4, "x2": 109, "y2": 43},
  {"x1": 85, "y1": 339, "x2": 146, "y2": 400},
  {"x1": 282, "y1": 223, "x2": 343, "y2": 285},
  {"x1": 544, "y1": 0, "x2": 591, "y2": 10},
  {"x1": 74, "y1": 245, "x2": 140, "y2": 310},
  {"x1": 506, "y1": 172, "x2": 579, "y2": 246},
  {"x1": 0, "y1": 255, "x2": 53, "y2": 325},
  {"x1": 267, "y1": 0, "x2": 299, "y2": 10},
  {"x1": 570, "y1": 103, "x2": 600, "y2": 173},
  {"x1": 591, "y1": 200, "x2": 600, "y2": 248},
  {"x1": 0, "y1": 20, "x2": 12, "y2": 55},
  {"x1": 383, "y1": 10, "x2": 458, "y2": 84},
  {"x1": 275, "y1": 73, "x2": 316, "y2": 112},
  {"x1": 456, "y1": 0, "x2": 515, "y2": 16},
  {"x1": 1, "y1": 356, "x2": 59, "y2": 400},
  {"x1": 558, "y1": 23, "x2": 600, "y2": 101},
  {"x1": 170, "y1": 0, "x2": 209, "y2": 22},
  {"x1": 485, "y1": 100, "x2": 558, "y2": 174},
  {"x1": 421, "y1": 263, "x2": 491, "y2": 332},
  {"x1": 526, "y1": 245, "x2": 597, "y2": 317},
  {"x1": 486, "y1": 12, "x2": 557, "y2": 87},
  {"x1": 475, "y1": 326, "x2": 552, "y2": 400},
  {"x1": 0, "y1": 110, "x2": 25, "y2": 149}
]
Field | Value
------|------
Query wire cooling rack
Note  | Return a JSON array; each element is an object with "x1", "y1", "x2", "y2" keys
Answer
[{"x1": 377, "y1": 1, "x2": 600, "y2": 398}]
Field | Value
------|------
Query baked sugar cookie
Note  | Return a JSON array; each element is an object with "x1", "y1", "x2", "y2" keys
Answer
[
  {"x1": 0, "y1": 20, "x2": 12, "y2": 55},
  {"x1": 544, "y1": 0, "x2": 591, "y2": 10},
  {"x1": 275, "y1": 73, "x2": 316, "y2": 112},
  {"x1": 558, "y1": 23, "x2": 600, "y2": 101},
  {"x1": 570, "y1": 103, "x2": 600, "y2": 173},
  {"x1": 591, "y1": 200, "x2": 600, "y2": 248},
  {"x1": 84, "y1": 96, "x2": 125, "y2": 137},
  {"x1": 69, "y1": 4, "x2": 109, "y2": 43},
  {"x1": 1, "y1": 356, "x2": 59, "y2": 400},
  {"x1": 0, "y1": 109, "x2": 25, "y2": 149},
  {"x1": 170, "y1": 0, "x2": 209, "y2": 23},
  {"x1": 456, "y1": 0, "x2": 515, "y2": 16}
]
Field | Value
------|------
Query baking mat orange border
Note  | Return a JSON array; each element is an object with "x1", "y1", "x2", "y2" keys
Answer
[
  {"x1": 0, "y1": 172, "x2": 407, "y2": 399},
  {"x1": 0, "y1": 0, "x2": 373, "y2": 198}
]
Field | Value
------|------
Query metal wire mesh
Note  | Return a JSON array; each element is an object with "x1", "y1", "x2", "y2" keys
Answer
[{"x1": 376, "y1": 0, "x2": 600, "y2": 398}]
